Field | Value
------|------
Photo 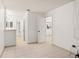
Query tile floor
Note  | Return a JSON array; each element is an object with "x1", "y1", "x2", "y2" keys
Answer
[{"x1": 1, "y1": 37, "x2": 75, "y2": 58}]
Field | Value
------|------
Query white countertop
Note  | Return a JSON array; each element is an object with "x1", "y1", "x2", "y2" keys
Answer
[{"x1": 5, "y1": 28, "x2": 16, "y2": 31}]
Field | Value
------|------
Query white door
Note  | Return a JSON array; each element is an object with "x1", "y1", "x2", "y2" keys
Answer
[
  {"x1": 46, "y1": 17, "x2": 53, "y2": 44},
  {"x1": 27, "y1": 13, "x2": 37, "y2": 43},
  {"x1": 37, "y1": 18, "x2": 46, "y2": 43}
]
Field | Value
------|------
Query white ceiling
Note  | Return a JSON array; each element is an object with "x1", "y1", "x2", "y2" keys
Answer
[{"x1": 2, "y1": 0, "x2": 73, "y2": 13}]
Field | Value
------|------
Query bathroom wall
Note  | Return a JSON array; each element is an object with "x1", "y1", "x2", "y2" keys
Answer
[{"x1": 46, "y1": 1, "x2": 77, "y2": 53}]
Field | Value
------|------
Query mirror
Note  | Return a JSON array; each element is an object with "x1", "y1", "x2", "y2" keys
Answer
[
  {"x1": 47, "y1": 25, "x2": 50, "y2": 29},
  {"x1": 10, "y1": 22, "x2": 13, "y2": 28},
  {"x1": 6, "y1": 22, "x2": 8, "y2": 27}
]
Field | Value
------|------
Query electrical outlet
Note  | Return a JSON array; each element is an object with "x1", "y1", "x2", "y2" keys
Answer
[{"x1": 72, "y1": 45, "x2": 76, "y2": 48}]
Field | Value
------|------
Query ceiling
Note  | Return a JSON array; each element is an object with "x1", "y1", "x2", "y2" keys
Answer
[{"x1": 2, "y1": 0, "x2": 73, "y2": 13}]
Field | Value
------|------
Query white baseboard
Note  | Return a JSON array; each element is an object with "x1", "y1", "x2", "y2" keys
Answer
[{"x1": 51, "y1": 43, "x2": 75, "y2": 55}]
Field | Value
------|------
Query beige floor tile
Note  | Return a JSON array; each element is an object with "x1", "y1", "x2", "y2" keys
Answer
[
  {"x1": 2, "y1": 43, "x2": 75, "y2": 58},
  {"x1": 1, "y1": 38, "x2": 75, "y2": 58}
]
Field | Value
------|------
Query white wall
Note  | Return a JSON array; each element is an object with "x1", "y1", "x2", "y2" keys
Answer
[
  {"x1": 0, "y1": 5, "x2": 5, "y2": 56},
  {"x1": 46, "y1": 1, "x2": 78, "y2": 53}
]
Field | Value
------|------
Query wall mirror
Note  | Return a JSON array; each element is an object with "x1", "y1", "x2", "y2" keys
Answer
[
  {"x1": 6, "y1": 22, "x2": 8, "y2": 27},
  {"x1": 10, "y1": 22, "x2": 13, "y2": 28}
]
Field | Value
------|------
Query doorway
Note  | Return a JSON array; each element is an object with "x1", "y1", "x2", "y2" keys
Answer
[
  {"x1": 46, "y1": 17, "x2": 53, "y2": 44},
  {"x1": 16, "y1": 19, "x2": 25, "y2": 46},
  {"x1": 37, "y1": 17, "x2": 46, "y2": 43}
]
